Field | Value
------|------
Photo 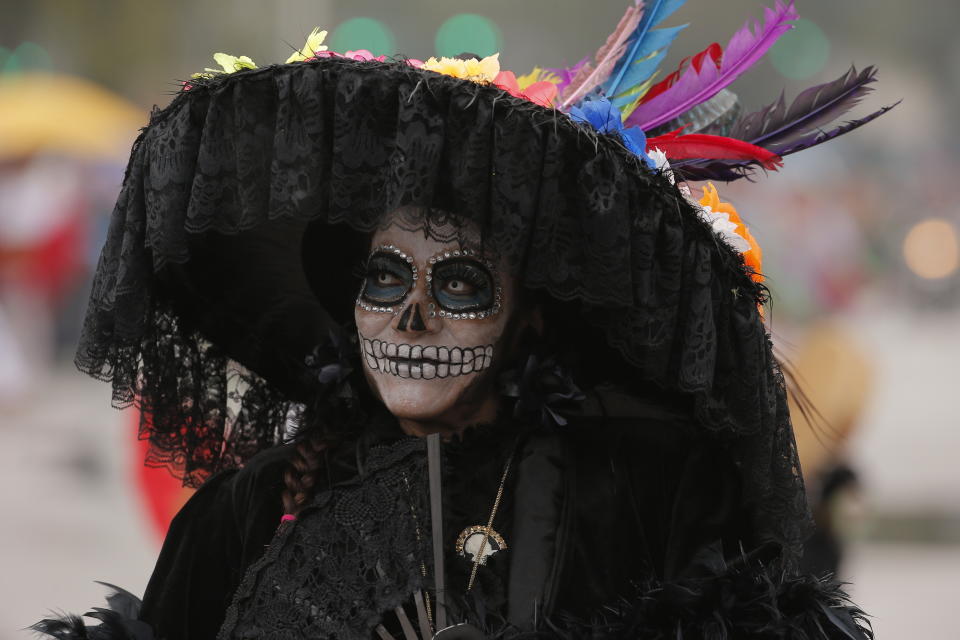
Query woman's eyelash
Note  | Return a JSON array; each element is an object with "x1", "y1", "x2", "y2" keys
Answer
[
  {"x1": 434, "y1": 262, "x2": 490, "y2": 287},
  {"x1": 366, "y1": 255, "x2": 408, "y2": 277}
]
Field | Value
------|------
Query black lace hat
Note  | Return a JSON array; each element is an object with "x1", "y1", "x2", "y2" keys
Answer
[
  {"x1": 78, "y1": 54, "x2": 811, "y2": 557},
  {"x1": 75, "y1": 0, "x2": 897, "y2": 568}
]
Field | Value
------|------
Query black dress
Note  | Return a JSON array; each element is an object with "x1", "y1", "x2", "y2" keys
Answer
[{"x1": 127, "y1": 390, "x2": 869, "y2": 639}]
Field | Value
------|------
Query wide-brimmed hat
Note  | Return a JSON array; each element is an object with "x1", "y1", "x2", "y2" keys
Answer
[{"x1": 77, "y1": 5, "x2": 891, "y2": 561}]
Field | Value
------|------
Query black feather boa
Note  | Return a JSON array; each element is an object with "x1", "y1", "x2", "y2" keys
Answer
[
  {"x1": 30, "y1": 583, "x2": 154, "y2": 640},
  {"x1": 31, "y1": 560, "x2": 871, "y2": 640},
  {"x1": 508, "y1": 552, "x2": 873, "y2": 640}
]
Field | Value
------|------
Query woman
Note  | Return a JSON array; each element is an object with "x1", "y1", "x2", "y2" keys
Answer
[{"x1": 36, "y1": 3, "x2": 888, "y2": 638}]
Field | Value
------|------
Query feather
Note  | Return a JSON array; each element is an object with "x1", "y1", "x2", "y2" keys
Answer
[
  {"x1": 636, "y1": 42, "x2": 722, "y2": 107},
  {"x1": 730, "y1": 65, "x2": 880, "y2": 148},
  {"x1": 560, "y1": 2, "x2": 645, "y2": 109},
  {"x1": 626, "y1": 0, "x2": 799, "y2": 131},
  {"x1": 547, "y1": 57, "x2": 588, "y2": 94},
  {"x1": 673, "y1": 101, "x2": 900, "y2": 182},
  {"x1": 647, "y1": 128, "x2": 783, "y2": 169},
  {"x1": 672, "y1": 159, "x2": 762, "y2": 182},
  {"x1": 29, "y1": 614, "x2": 90, "y2": 639},
  {"x1": 95, "y1": 582, "x2": 143, "y2": 621},
  {"x1": 30, "y1": 583, "x2": 152, "y2": 640},
  {"x1": 606, "y1": 25, "x2": 688, "y2": 110},
  {"x1": 617, "y1": 74, "x2": 660, "y2": 119},
  {"x1": 603, "y1": 0, "x2": 688, "y2": 103},
  {"x1": 772, "y1": 101, "x2": 900, "y2": 156},
  {"x1": 649, "y1": 88, "x2": 741, "y2": 137}
]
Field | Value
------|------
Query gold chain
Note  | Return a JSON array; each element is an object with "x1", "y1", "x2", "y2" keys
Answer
[{"x1": 466, "y1": 455, "x2": 513, "y2": 593}]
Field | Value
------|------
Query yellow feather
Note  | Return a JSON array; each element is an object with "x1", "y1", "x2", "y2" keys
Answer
[
  {"x1": 617, "y1": 73, "x2": 659, "y2": 120},
  {"x1": 516, "y1": 67, "x2": 559, "y2": 90}
]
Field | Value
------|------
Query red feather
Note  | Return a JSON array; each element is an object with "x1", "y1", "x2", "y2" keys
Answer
[
  {"x1": 647, "y1": 127, "x2": 783, "y2": 170},
  {"x1": 639, "y1": 42, "x2": 722, "y2": 106}
]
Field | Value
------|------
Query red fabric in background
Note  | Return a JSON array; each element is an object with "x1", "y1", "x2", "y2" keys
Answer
[{"x1": 134, "y1": 411, "x2": 195, "y2": 542}]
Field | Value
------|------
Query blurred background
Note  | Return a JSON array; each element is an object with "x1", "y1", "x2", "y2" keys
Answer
[{"x1": 0, "y1": 0, "x2": 957, "y2": 637}]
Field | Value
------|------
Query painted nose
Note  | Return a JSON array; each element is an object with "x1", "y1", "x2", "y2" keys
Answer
[{"x1": 395, "y1": 302, "x2": 427, "y2": 332}]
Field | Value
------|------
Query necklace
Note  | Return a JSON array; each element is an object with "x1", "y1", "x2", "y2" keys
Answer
[
  {"x1": 456, "y1": 455, "x2": 513, "y2": 593},
  {"x1": 390, "y1": 437, "x2": 515, "y2": 640}
]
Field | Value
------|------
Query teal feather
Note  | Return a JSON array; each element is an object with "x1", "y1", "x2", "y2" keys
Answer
[{"x1": 603, "y1": 0, "x2": 688, "y2": 101}]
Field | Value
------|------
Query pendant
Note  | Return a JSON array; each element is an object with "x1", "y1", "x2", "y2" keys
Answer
[{"x1": 455, "y1": 525, "x2": 507, "y2": 565}]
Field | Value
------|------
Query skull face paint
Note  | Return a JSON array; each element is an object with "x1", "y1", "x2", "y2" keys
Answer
[
  {"x1": 359, "y1": 339, "x2": 495, "y2": 379},
  {"x1": 354, "y1": 219, "x2": 515, "y2": 425}
]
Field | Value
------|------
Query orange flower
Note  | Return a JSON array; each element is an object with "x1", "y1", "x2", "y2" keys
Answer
[{"x1": 699, "y1": 183, "x2": 763, "y2": 282}]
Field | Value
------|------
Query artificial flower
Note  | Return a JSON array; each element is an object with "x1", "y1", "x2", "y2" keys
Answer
[
  {"x1": 646, "y1": 148, "x2": 674, "y2": 183},
  {"x1": 286, "y1": 27, "x2": 329, "y2": 63},
  {"x1": 568, "y1": 98, "x2": 656, "y2": 168},
  {"x1": 493, "y1": 70, "x2": 558, "y2": 108},
  {"x1": 342, "y1": 49, "x2": 386, "y2": 62},
  {"x1": 188, "y1": 52, "x2": 258, "y2": 84},
  {"x1": 211, "y1": 53, "x2": 257, "y2": 73},
  {"x1": 699, "y1": 182, "x2": 763, "y2": 281},
  {"x1": 422, "y1": 53, "x2": 500, "y2": 83}
]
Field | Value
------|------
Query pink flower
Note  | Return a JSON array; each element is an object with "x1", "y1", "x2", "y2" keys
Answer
[
  {"x1": 343, "y1": 49, "x2": 386, "y2": 62},
  {"x1": 493, "y1": 70, "x2": 557, "y2": 108}
]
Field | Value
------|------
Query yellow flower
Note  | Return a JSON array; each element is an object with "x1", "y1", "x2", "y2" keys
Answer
[
  {"x1": 211, "y1": 52, "x2": 258, "y2": 74},
  {"x1": 462, "y1": 53, "x2": 500, "y2": 82},
  {"x1": 286, "y1": 27, "x2": 329, "y2": 63},
  {"x1": 422, "y1": 56, "x2": 466, "y2": 78},
  {"x1": 422, "y1": 53, "x2": 500, "y2": 83}
]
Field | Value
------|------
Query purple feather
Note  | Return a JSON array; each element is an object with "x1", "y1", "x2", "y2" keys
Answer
[
  {"x1": 548, "y1": 57, "x2": 588, "y2": 94},
  {"x1": 627, "y1": 0, "x2": 799, "y2": 131},
  {"x1": 673, "y1": 102, "x2": 900, "y2": 182},
  {"x1": 731, "y1": 65, "x2": 880, "y2": 149},
  {"x1": 773, "y1": 101, "x2": 900, "y2": 155},
  {"x1": 673, "y1": 160, "x2": 761, "y2": 182}
]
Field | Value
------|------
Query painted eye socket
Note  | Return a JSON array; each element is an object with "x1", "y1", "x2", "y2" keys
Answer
[
  {"x1": 431, "y1": 258, "x2": 494, "y2": 312},
  {"x1": 361, "y1": 253, "x2": 413, "y2": 306}
]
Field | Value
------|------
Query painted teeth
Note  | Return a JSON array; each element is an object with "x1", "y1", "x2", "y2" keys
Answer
[{"x1": 357, "y1": 335, "x2": 494, "y2": 380}]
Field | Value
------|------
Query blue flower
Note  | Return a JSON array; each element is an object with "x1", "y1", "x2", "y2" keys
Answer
[{"x1": 568, "y1": 97, "x2": 657, "y2": 169}]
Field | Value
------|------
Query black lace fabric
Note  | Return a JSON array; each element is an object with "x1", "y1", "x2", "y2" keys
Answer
[
  {"x1": 77, "y1": 57, "x2": 810, "y2": 560},
  {"x1": 218, "y1": 437, "x2": 430, "y2": 639}
]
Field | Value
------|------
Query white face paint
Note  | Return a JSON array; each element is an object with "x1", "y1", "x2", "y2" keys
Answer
[{"x1": 354, "y1": 218, "x2": 517, "y2": 426}]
